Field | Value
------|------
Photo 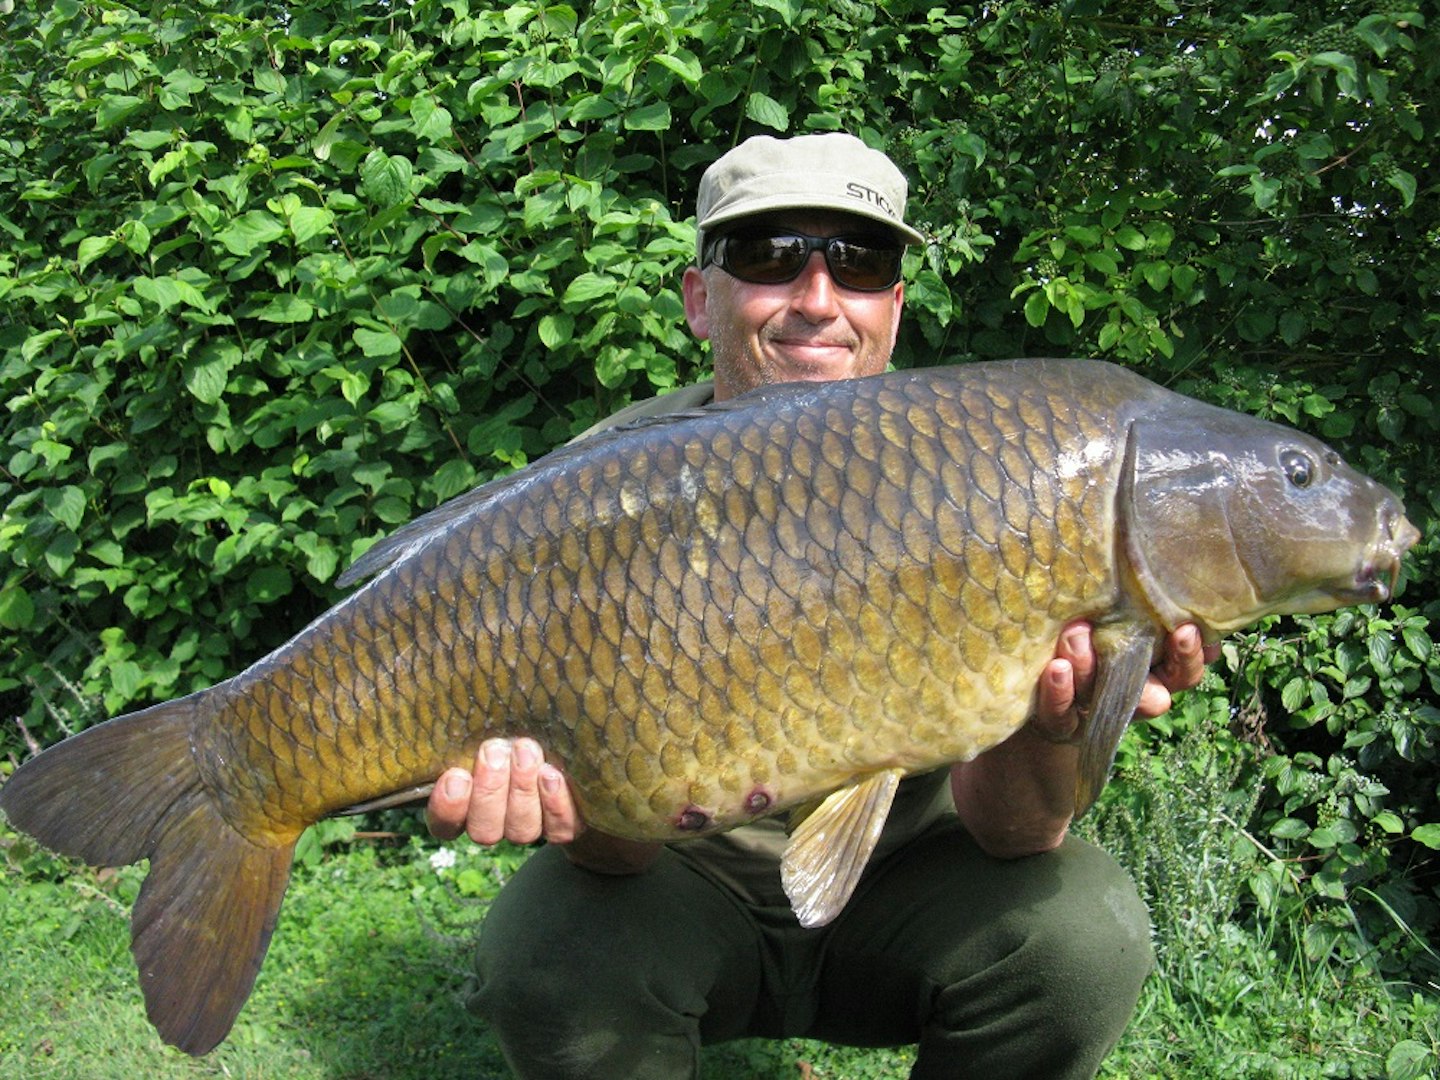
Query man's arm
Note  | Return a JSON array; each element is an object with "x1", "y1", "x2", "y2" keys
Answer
[{"x1": 952, "y1": 621, "x2": 1213, "y2": 859}]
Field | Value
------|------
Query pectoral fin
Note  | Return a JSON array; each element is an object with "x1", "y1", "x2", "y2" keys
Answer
[
  {"x1": 780, "y1": 767, "x2": 905, "y2": 929},
  {"x1": 1074, "y1": 623, "x2": 1161, "y2": 817},
  {"x1": 333, "y1": 783, "x2": 437, "y2": 815}
]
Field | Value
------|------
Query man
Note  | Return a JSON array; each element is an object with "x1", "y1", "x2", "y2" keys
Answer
[{"x1": 428, "y1": 133, "x2": 1211, "y2": 1078}]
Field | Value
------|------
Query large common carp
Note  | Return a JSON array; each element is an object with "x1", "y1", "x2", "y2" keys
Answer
[{"x1": 0, "y1": 359, "x2": 1418, "y2": 1055}]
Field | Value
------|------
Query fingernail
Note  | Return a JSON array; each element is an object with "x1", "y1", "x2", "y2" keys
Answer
[
  {"x1": 514, "y1": 739, "x2": 540, "y2": 769},
  {"x1": 443, "y1": 773, "x2": 468, "y2": 798},
  {"x1": 483, "y1": 740, "x2": 510, "y2": 768},
  {"x1": 539, "y1": 766, "x2": 560, "y2": 793}
]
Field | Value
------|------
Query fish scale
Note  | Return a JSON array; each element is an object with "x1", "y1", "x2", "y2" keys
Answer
[{"x1": 0, "y1": 358, "x2": 1417, "y2": 1055}]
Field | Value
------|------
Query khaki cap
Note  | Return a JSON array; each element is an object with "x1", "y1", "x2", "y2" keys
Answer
[{"x1": 694, "y1": 133, "x2": 928, "y2": 258}]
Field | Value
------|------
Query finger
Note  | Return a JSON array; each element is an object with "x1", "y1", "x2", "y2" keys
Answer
[
  {"x1": 1136, "y1": 675, "x2": 1174, "y2": 719},
  {"x1": 466, "y1": 738, "x2": 516, "y2": 846},
  {"x1": 1035, "y1": 622, "x2": 1094, "y2": 724},
  {"x1": 538, "y1": 764, "x2": 584, "y2": 844},
  {"x1": 1031, "y1": 657, "x2": 1084, "y2": 742},
  {"x1": 1059, "y1": 621, "x2": 1097, "y2": 689},
  {"x1": 1155, "y1": 623, "x2": 1209, "y2": 692},
  {"x1": 1035, "y1": 656, "x2": 1077, "y2": 725},
  {"x1": 502, "y1": 737, "x2": 545, "y2": 844},
  {"x1": 426, "y1": 768, "x2": 473, "y2": 841}
]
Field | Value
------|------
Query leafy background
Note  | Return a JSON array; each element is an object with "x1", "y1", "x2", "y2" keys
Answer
[{"x1": 0, "y1": 0, "x2": 1436, "y2": 1073}]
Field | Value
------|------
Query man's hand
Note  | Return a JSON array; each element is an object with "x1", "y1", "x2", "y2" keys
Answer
[
  {"x1": 1032, "y1": 621, "x2": 1214, "y2": 742},
  {"x1": 954, "y1": 620, "x2": 1215, "y2": 858},
  {"x1": 427, "y1": 737, "x2": 581, "y2": 845},
  {"x1": 425, "y1": 737, "x2": 663, "y2": 874}
]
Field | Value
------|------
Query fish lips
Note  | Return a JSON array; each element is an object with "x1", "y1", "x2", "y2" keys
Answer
[{"x1": 1337, "y1": 514, "x2": 1421, "y2": 605}]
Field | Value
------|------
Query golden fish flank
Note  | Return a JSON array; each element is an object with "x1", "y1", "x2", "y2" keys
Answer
[{"x1": 0, "y1": 358, "x2": 1418, "y2": 1056}]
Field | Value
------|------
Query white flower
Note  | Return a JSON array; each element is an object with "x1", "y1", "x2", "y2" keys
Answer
[{"x1": 429, "y1": 847, "x2": 458, "y2": 873}]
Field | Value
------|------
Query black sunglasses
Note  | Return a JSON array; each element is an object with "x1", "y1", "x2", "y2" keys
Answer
[{"x1": 702, "y1": 229, "x2": 905, "y2": 292}]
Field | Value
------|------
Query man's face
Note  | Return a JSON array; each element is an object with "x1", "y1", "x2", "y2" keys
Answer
[{"x1": 682, "y1": 211, "x2": 905, "y2": 402}]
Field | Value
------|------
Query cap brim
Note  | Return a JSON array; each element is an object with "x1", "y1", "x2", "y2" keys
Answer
[{"x1": 698, "y1": 196, "x2": 928, "y2": 247}]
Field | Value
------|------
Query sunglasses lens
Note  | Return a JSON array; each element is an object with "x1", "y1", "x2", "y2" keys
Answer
[
  {"x1": 827, "y1": 238, "x2": 903, "y2": 290},
  {"x1": 713, "y1": 232, "x2": 902, "y2": 291},
  {"x1": 719, "y1": 234, "x2": 811, "y2": 284}
]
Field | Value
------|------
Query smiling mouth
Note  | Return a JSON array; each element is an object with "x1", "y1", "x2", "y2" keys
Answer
[{"x1": 772, "y1": 337, "x2": 853, "y2": 354}]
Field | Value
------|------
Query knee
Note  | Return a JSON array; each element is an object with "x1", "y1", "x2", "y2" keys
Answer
[
  {"x1": 980, "y1": 839, "x2": 1153, "y2": 1029},
  {"x1": 467, "y1": 851, "x2": 657, "y2": 1025},
  {"x1": 465, "y1": 845, "x2": 756, "y2": 1042}
]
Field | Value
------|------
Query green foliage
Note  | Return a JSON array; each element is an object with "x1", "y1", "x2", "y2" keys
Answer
[
  {"x1": 0, "y1": 822, "x2": 515, "y2": 1077},
  {"x1": 1, "y1": 0, "x2": 1437, "y2": 1009},
  {"x1": 4, "y1": 816, "x2": 1436, "y2": 1077},
  {"x1": 1083, "y1": 727, "x2": 1440, "y2": 1078}
]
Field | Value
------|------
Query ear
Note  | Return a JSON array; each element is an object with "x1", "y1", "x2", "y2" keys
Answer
[{"x1": 682, "y1": 265, "x2": 711, "y2": 340}]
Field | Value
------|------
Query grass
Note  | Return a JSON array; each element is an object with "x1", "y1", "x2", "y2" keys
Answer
[{"x1": 1, "y1": 819, "x2": 1435, "y2": 1080}]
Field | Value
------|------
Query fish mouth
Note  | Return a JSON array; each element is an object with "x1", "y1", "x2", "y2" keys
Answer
[
  {"x1": 1341, "y1": 561, "x2": 1398, "y2": 604},
  {"x1": 1337, "y1": 513, "x2": 1421, "y2": 605}
]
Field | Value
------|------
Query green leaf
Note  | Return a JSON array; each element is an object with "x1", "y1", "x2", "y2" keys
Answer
[
  {"x1": 312, "y1": 112, "x2": 347, "y2": 163},
  {"x1": 288, "y1": 206, "x2": 334, "y2": 245},
  {"x1": 0, "y1": 587, "x2": 34, "y2": 631},
  {"x1": 43, "y1": 486, "x2": 86, "y2": 531},
  {"x1": 1270, "y1": 817, "x2": 1311, "y2": 840},
  {"x1": 1113, "y1": 225, "x2": 1146, "y2": 251},
  {"x1": 411, "y1": 93, "x2": 454, "y2": 143},
  {"x1": 744, "y1": 92, "x2": 789, "y2": 131},
  {"x1": 1401, "y1": 625, "x2": 1432, "y2": 662},
  {"x1": 624, "y1": 102, "x2": 672, "y2": 132},
  {"x1": 1372, "y1": 812, "x2": 1404, "y2": 834},
  {"x1": 215, "y1": 211, "x2": 287, "y2": 257},
  {"x1": 361, "y1": 150, "x2": 414, "y2": 207},
  {"x1": 368, "y1": 400, "x2": 415, "y2": 431},
  {"x1": 354, "y1": 328, "x2": 402, "y2": 357},
  {"x1": 133, "y1": 276, "x2": 182, "y2": 310},
  {"x1": 1280, "y1": 676, "x2": 1309, "y2": 712},
  {"x1": 184, "y1": 355, "x2": 229, "y2": 404},
  {"x1": 1023, "y1": 289, "x2": 1048, "y2": 328},
  {"x1": 246, "y1": 565, "x2": 293, "y2": 603},
  {"x1": 1412, "y1": 824, "x2": 1440, "y2": 850},
  {"x1": 22, "y1": 330, "x2": 64, "y2": 363},
  {"x1": 538, "y1": 312, "x2": 574, "y2": 349},
  {"x1": 78, "y1": 234, "x2": 117, "y2": 271},
  {"x1": 1385, "y1": 168, "x2": 1417, "y2": 208},
  {"x1": 256, "y1": 295, "x2": 315, "y2": 324},
  {"x1": 97, "y1": 95, "x2": 146, "y2": 130},
  {"x1": 752, "y1": 0, "x2": 799, "y2": 25},
  {"x1": 654, "y1": 50, "x2": 703, "y2": 86},
  {"x1": 1386, "y1": 1039, "x2": 1432, "y2": 1080},
  {"x1": 121, "y1": 220, "x2": 152, "y2": 255},
  {"x1": 563, "y1": 273, "x2": 616, "y2": 305}
]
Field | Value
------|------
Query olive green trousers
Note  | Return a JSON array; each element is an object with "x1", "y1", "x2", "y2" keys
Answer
[{"x1": 468, "y1": 820, "x2": 1152, "y2": 1079}]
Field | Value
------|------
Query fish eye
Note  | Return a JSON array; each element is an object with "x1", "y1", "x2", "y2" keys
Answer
[{"x1": 1281, "y1": 450, "x2": 1315, "y2": 488}]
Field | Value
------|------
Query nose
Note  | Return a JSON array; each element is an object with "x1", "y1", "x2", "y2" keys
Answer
[{"x1": 791, "y1": 253, "x2": 841, "y2": 320}]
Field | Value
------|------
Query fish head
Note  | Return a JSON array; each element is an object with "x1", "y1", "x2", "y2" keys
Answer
[{"x1": 1120, "y1": 404, "x2": 1420, "y2": 636}]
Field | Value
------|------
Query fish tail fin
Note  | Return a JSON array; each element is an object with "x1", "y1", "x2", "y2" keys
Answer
[{"x1": 0, "y1": 697, "x2": 296, "y2": 1055}]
